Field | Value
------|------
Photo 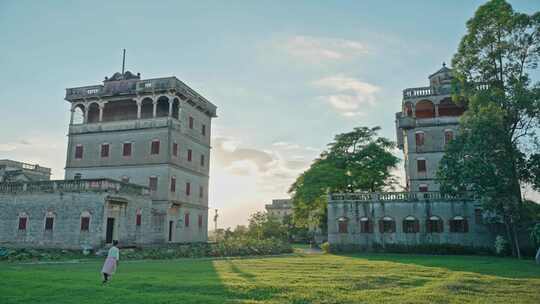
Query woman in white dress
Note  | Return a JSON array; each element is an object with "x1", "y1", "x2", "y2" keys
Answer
[{"x1": 101, "y1": 240, "x2": 120, "y2": 284}]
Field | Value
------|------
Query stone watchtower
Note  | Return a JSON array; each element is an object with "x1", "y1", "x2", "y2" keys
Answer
[
  {"x1": 64, "y1": 70, "x2": 217, "y2": 243},
  {"x1": 395, "y1": 64, "x2": 465, "y2": 192}
]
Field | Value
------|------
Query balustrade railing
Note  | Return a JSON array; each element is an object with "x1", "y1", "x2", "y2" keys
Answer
[
  {"x1": 329, "y1": 191, "x2": 472, "y2": 202},
  {"x1": 0, "y1": 178, "x2": 149, "y2": 196}
]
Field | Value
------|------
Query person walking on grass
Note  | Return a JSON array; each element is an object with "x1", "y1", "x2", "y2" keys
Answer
[{"x1": 101, "y1": 240, "x2": 120, "y2": 284}]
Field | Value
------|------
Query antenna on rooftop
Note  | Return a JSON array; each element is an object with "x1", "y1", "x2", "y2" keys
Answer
[{"x1": 122, "y1": 49, "x2": 126, "y2": 74}]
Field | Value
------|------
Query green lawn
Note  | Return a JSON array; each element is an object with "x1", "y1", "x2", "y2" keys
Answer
[{"x1": 1, "y1": 253, "x2": 539, "y2": 304}]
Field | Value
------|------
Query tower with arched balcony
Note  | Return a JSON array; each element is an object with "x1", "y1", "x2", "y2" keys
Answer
[
  {"x1": 396, "y1": 63, "x2": 466, "y2": 192},
  {"x1": 64, "y1": 70, "x2": 217, "y2": 243}
]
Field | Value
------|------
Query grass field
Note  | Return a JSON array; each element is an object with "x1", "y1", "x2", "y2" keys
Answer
[{"x1": 1, "y1": 253, "x2": 539, "y2": 304}]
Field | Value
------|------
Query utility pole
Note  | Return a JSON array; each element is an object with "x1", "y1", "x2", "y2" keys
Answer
[
  {"x1": 121, "y1": 49, "x2": 126, "y2": 74},
  {"x1": 213, "y1": 209, "x2": 218, "y2": 232}
]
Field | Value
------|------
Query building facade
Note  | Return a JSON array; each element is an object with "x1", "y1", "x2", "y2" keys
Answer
[
  {"x1": 265, "y1": 199, "x2": 293, "y2": 222},
  {"x1": 64, "y1": 71, "x2": 217, "y2": 243},
  {"x1": 0, "y1": 179, "x2": 155, "y2": 249},
  {"x1": 328, "y1": 65, "x2": 497, "y2": 248},
  {"x1": 0, "y1": 159, "x2": 51, "y2": 183}
]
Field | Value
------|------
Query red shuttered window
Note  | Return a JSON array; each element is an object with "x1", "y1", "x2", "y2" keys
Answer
[
  {"x1": 75, "y1": 145, "x2": 84, "y2": 159},
  {"x1": 123, "y1": 143, "x2": 132, "y2": 157},
  {"x1": 101, "y1": 144, "x2": 110, "y2": 158}
]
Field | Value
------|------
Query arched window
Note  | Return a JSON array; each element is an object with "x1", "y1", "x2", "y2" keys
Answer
[
  {"x1": 140, "y1": 98, "x2": 154, "y2": 119},
  {"x1": 415, "y1": 100, "x2": 435, "y2": 118},
  {"x1": 156, "y1": 96, "x2": 169, "y2": 117},
  {"x1": 415, "y1": 131, "x2": 425, "y2": 146},
  {"x1": 72, "y1": 104, "x2": 85, "y2": 125},
  {"x1": 402, "y1": 216, "x2": 419, "y2": 233},
  {"x1": 359, "y1": 217, "x2": 373, "y2": 233},
  {"x1": 404, "y1": 102, "x2": 414, "y2": 117},
  {"x1": 102, "y1": 99, "x2": 137, "y2": 122},
  {"x1": 87, "y1": 103, "x2": 100, "y2": 123},
  {"x1": 80, "y1": 211, "x2": 91, "y2": 232},
  {"x1": 44, "y1": 211, "x2": 55, "y2": 231},
  {"x1": 449, "y1": 216, "x2": 468, "y2": 233},
  {"x1": 337, "y1": 217, "x2": 349, "y2": 233},
  {"x1": 18, "y1": 212, "x2": 28, "y2": 231},
  {"x1": 426, "y1": 216, "x2": 444, "y2": 233},
  {"x1": 379, "y1": 216, "x2": 395, "y2": 233},
  {"x1": 438, "y1": 98, "x2": 465, "y2": 117}
]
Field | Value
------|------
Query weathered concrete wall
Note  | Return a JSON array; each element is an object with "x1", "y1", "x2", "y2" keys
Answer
[
  {"x1": 0, "y1": 190, "x2": 153, "y2": 249},
  {"x1": 328, "y1": 196, "x2": 496, "y2": 248}
]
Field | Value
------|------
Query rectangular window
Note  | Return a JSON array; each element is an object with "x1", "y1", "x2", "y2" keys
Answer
[
  {"x1": 417, "y1": 159, "x2": 427, "y2": 173},
  {"x1": 80, "y1": 217, "x2": 90, "y2": 231},
  {"x1": 136, "y1": 214, "x2": 142, "y2": 226},
  {"x1": 415, "y1": 132, "x2": 425, "y2": 146},
  {"x1": 100, "y1": 144, "x2": 110, "y2": 158},
  {"x1": 187, "y1": 149, "x2": 192, "y2": 162},
  {"x1": 200, "y1": 154, "x2": 205, "y2": 167},
  {"x1": 123, "y1": 143, "x2": 132, "y2": 157},
  {"x1": 202, "y1": 124, "x2": 206, "y2": 136},
  {"x1": 199, "y1": 186, "x2": 204, "y2": 198},
  {"x1": 444, "y1": 130, "x2": 454, "y2": 145},
  {"x1": 151, "y1": 140, "x2": 160, "y2": 155},
  {"x1": 173, "y1": 143, "x2": 178, "y2": 157},
  {"x1": 189, "y1": 116, "x2": 194, "y2": 129},
  {"x1": 450, "y1": 218, "x2": 469, "y2": 233},
  {"x1": 185, "y1": 182, "x2": 191, "y2": 196},
  {"x1": 419, "y1": 185, "x2": 428, "y2": 192},
  {"x1": 185, "y1": 213, "x2": 190, "y2": 227},
  {"x1": 403, "y1": 219, "x2": 419, "y2": 233},
  {"x1": 149, "y1": 177, "x2": 158, "y2": 192},
  {"x1": 198, "y1": 214, "x2": 203, "y2": 229},
  {"x1": 338, "y1": 220, "x2": 348, "y2": 233},
  {"x1": 75, "y1": 145, "x2": 84, "y2": 159},
  {"x1": 18, "y1": 217, "x2": 27, "y2": 230},
  {"x1": 427, "y1": 218, "x2": 443, "y2": 233},
  {"x1": 45, "y1": 217, "x2": 54, "y2": 231},
  {"x1": 379, "y1": 219, "x2": 396, "y2": 233},
  {"x1": 170, "y1": 177, "x2": 176, "y2": 192}
]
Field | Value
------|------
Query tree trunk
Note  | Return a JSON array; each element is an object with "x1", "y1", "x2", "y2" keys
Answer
[
  {"x1": 504, "y1": 220, "x2": 516, "y2": 257},
  {"x1": 510, "y1": 218, "x2": 522, "y2": 259}
]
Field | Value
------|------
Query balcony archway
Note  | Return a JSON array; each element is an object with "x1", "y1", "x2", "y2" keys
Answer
[
  {"x1": 156, "y1": 96, "x2": 169, "y2": 117},
  {"x1": 87, "y1": 103, "x2": 100, "y2": 123},
  {"x1": 72, "y1": 104, "x2": 85, "y2": 125},
  {"x1": 415, "y1": 100, "x2": 435, "y2": 118},
  {"x1": 140, "y1": 97, "x2": 154, "y2": 119},
  {"x1": 102, "y1": 99, "x2": 138, "y2": 122},
  {"x1": 438, "y1": 98, "x2": 465, "y2": 117}
]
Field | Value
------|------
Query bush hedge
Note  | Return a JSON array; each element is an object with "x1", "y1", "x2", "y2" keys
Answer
[
  {"x1": 0, "y1": 238, "x2": 293, "y2": 263},
  {"x1": 327, "y1": 243, "x2": 494, "y2": 256}
]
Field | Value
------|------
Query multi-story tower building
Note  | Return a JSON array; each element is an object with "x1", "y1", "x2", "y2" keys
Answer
[
  {"x1": 395, "y1": 64, "x2": 466, "y2": 192},
  {"x1": 265, "y1": 199, "x2": 293, "y2": 223},
  {"x1": 64, "y1": 70, "x2": 217, "y2": 243}
]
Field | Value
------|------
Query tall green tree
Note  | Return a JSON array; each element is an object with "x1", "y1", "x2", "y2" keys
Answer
[
  {"x1": 438, "y1": 0, "x2": 540, "y2": 258},
  {"x1": 289, "y1": 126, "x2": 399, "y2": 230}
]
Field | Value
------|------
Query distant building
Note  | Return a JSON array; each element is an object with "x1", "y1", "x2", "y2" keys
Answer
[
  {"x1": 265, "y1": 199, "x2": 293, "y2": 222},
  {"x1": 0, "y1": 68, "x2": 217, "y2": 248},
  {"x1": 0, "y1": 160, "x2": 51, "y2": 183},
  {"x1": 328, "y1": 64, "x2": 497, "y2": 248}
]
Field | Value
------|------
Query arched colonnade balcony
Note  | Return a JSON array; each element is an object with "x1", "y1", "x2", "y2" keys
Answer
[
  {"x1": 402, "y1": 97, "x2": 465, "y2": 120},
  {"x1": 70, "y1": 94, "x2": 181, "y2": 125}
]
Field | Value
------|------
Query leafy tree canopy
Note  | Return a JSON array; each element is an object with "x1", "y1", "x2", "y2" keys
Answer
[{"x1": 289, "y1": 126, "x2": 399, "y2": 229}]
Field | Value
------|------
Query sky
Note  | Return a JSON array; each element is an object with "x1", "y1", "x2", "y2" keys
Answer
[{"x1": 1, "y1": 0, "x2": 539, "y2": 229}]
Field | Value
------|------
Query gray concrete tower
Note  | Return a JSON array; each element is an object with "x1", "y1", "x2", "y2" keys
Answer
[
  {"x1": 395, "y1": 64, "x2": 465, "y2": 192},
  {"x1": 64, "y1": 70, "x2": 217, "y2": 243}
]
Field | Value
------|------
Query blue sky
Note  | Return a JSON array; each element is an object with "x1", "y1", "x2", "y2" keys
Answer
[{"x1": 1, "y1": 1, "x2": 539, "y2": 228}]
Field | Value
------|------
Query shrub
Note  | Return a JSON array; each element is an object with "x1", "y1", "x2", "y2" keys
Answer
[
  {"x1": 320, "y1": 242, "x2": 330, "y2": 254},
  {"x1": 494, "y1": 235, "x2": 510, "y2": 256},
  {"x1": 328, "y1": 242, "x2": 493, "y2": 256}
]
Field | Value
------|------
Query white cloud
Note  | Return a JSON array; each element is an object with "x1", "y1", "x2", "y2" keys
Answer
[
  {"x1": 313, "y1": 75, "x2": 380, "y2": 117},
  {"x1": 0, "y1": 144, "x2": 17, "y2": 152},
  {"x1": 282, "y1": 35, "x2": 368, "y2": 62}
]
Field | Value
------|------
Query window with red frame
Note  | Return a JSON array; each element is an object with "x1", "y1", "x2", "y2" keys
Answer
[
  {"x1": 170, "y1": 177, "x2": 176, "y2": 192},
  {"x1": 151, "y1": 140, "x2": 160, "y2": 155},
  {"x1": 18, "y1": 217, "x2": 27, "y2": 230},
  {"x1": 75, "y1": 145, "x2": 83, "y2": 159},
  {"x1": 200, "y1": 154, "x2": 205, "y2": 167},
  {"x1": 419, "y1": 185, "x2": 428, "y2": 192},
  {"x1": 189, "y1": 116, "x2": 194, "y2": 129},
  {"x1": 199, "y1": 186, "x2": 204, "y2": 198},
  {"x1": 184, "y1": 213, "x2": 190, "y2": 227},
  {"x1": 173, "y1": 143, "x2": 178, "y2": 157},
  {"x1": 359, "y1": 218, "x2": 373, "y2": 233},
  {"x1": 101, "y1": 144, "x2": 110, "y2": 158},
  {"x1": 202, "y1": 124, "x2": 206, "y2": 136},
  {"x1": 415, "y1": 132, "x2": 425, "y2": 146},
  {"x1": 417, "y1": 159, "x2": 427, "y2": 173},
  {"x1": 185, "y1": 182, "x2": 191, "y2": 196},
  {"x1": 149, "y1": 177, "x2": 158, "y2": 192},
  {"x1": 198, "y1": 214, "x2": 203, "y2": 229},
  {"x1": 123, "y1": 142, "x2": 132, "y2": 157},
  {"x1": 45, "y1": 217, "x2": 54, "y2": 231},
  {"x1": 136, "y1": 213, "x2": 142, "y2": 226},
  {"x1": 187, "y1": 149, "x2": 192, "y2": 162}
]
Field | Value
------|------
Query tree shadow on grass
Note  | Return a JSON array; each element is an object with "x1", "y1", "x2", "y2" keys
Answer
[{"x1": 341, "y1": 253, "x2": 540, "y2": 279}]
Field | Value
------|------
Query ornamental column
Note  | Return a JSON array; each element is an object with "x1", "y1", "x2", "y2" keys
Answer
[
  {"x1": 434, "y1": 103, "x2": 439, "y2": 117},
  {"x1": 152, "y1": 99, "x2": 157, "y2": 118},
  {"x1": 69, "y1": 109, "x2": 75, "y2": 125},
  {"x1": 168, "y1": 98, "x2": 173, "y2": 117},
  {"x1": 83, "y1": 106, "x2": 89, "y2": 124},
  {"x1": 135, "y1": 97, "x2": 142, "y2": 119}
]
